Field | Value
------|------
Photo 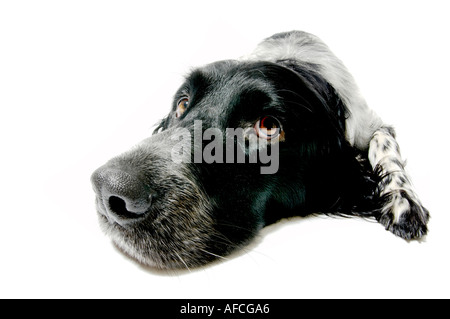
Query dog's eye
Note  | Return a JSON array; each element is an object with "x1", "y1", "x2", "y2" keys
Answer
[
  {"x1": 176, "y1": 98, "x2": 189, "y2": 118},
  {"x1": 255, "y1": 116, "x2": 283, "y2": 140}
]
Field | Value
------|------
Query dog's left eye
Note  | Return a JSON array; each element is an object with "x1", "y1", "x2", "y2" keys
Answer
[
  {"x1": 176, "y1": 98, "x2": 189, "y2": 118},
  {"x1": 255, "y1": 116, "x2": 283, "y2": 140}
]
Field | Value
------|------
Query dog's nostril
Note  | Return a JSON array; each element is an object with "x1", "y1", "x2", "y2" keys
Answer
[
  {"x1": 109, "y1": 196, "x2": 129, "y2": 217},
  {"x1": 108, "y1": 195, "x2": 147, "y2": 219}
]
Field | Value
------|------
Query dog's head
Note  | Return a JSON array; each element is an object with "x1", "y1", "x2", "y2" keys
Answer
[{"x1": 91, "y1": 60, "x2": 368, "y2": 269}]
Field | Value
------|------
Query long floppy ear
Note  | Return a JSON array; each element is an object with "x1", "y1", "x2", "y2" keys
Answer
[{"x1": 261, "y1": 60, "x2": 381, "y2": 216}]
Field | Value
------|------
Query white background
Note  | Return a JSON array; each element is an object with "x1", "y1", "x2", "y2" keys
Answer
[{"x1": 1, "y1": 0, "x2": 449, "y2": 298}]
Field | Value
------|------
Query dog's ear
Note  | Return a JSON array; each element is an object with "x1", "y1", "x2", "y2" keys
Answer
[{"x1": 276, "y1": 59, "x2": 349, "y2": 135}]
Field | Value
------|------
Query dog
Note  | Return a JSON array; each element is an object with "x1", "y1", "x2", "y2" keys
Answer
[{"x1": 91, "y1": 31, "x2": 429, "y2": 269}]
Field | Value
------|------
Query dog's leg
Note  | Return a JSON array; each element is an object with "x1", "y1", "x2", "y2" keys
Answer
[{"x1": 368, "y1": 126, "x2": 429, "y2": 239}]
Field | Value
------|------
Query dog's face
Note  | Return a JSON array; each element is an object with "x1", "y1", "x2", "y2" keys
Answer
[{"x1": 91, "y1": 60, "x2": 357, "y2": 269}]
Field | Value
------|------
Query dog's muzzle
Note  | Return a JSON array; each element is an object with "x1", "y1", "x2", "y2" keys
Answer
[{"x1": 90, "y1": 128, "x2": 220, "y2": 269}]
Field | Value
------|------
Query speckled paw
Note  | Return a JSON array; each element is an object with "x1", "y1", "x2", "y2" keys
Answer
[{"x1": 377, "y1": 190, "x2": 429, "y2": 240}]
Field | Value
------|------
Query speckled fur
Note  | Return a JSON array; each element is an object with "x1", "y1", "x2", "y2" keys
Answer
[{"x1": 369, "y1": 127, "x2": 429, "y2": 239}]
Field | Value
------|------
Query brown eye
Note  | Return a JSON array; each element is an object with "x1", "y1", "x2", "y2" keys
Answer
[
  {"x1": 176, "y1": 98, "x2": 189, "y2": 118},
  {"x1": 255, "y1": 116, "x2": 283, "y2": 140}
]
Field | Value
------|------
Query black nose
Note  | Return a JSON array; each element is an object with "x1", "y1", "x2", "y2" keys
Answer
[{"x1": 91, "y1": 167, "x2": 153, "y2": 223}]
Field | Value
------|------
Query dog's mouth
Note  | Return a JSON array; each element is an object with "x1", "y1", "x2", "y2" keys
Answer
[{"x1": 93, "y1": 194, "x2": 220, "y2": 269}]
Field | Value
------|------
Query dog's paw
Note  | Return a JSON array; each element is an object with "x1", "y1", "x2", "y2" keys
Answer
[{"x1": 377, "y1": 190, "x2": 430, "y2": 240}]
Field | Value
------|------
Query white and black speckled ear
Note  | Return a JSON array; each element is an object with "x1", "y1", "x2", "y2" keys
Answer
[{"x1": 369, "y1": 126, "x2": 429, "y2": 239}]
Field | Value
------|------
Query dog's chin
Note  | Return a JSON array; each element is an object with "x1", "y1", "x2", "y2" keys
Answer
[{"x1": 96, "y1": 205, "x2": 229, "y2": 270}]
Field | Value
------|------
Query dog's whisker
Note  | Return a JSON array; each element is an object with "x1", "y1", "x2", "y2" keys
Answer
[
  {"x1": 210, "y1": 232, "x2": 236, "y2": 246},
  {"x1": 215, "y1": 222, "x2": 256, "y2": 233},
  {"x1": 278, "y1": 89, "x2": 315, "y2": 113},
  {"x1": 174, "y1": 252, "x2": 191, "y2": 273},
  {"x1": 198, "y1": 248, "x2": 229, "y2": 261},
  {"x1": 285, "y1": 100, "x2": 314, "y2": 113}
]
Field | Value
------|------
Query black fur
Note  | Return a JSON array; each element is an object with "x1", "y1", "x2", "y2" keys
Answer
[
  {"x1": 159, "y1": 61, "x2": 380, "y2": 259},
  {"x1": 92, "y1": 59, "x2": 386, "y2": 269}
]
